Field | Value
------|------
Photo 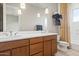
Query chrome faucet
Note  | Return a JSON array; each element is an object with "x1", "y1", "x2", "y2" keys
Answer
[{"x1": 9, "y1": 31, "x2": 13, "y2": 36}]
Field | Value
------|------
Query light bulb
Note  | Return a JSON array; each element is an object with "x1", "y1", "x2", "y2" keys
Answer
[
  {"x1": 18, "y1": 9, "x2": 21, "y2": 15},
  {"x1": 20, "y1": 3, "x2": 26, "y2": 9},
  {"x1": 45, "y1": 8, "x2": 49, "y2": 14},
  {"x1": 37, "y1": 13, "x2": 40, "y2": 18}
]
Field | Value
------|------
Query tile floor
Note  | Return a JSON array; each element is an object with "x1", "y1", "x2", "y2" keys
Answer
[{"x1": 55, "y1": 44, "x2": 79, "y2": 56}]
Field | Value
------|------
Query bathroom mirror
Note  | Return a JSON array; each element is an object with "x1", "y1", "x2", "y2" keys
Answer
[
  {"x1": 4, "y1": 3, "x2": 46, "y2": 32},
  {"x1": 1, "y1": 3, "x2": 58, "y2": 32}
]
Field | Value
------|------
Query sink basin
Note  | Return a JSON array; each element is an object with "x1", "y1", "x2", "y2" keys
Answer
[{"x1": 0, "y1": 35, "x2": 9, "y2": 39}]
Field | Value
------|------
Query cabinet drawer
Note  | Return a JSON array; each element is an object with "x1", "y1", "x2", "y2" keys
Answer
[
  {"x1": 12, "y1": 46, "x2": 29, "y2": 56},
  {"x1": 0, "y1": 39, "x2": 29, "y2": 51},
  {"x1": 0, "y1": 50, "x2": 11, "y2": 56},
  {"x1": 44, "y1": 35, "x2": 57, "y2": 41},
  {"x1": 32, "y1": 52, "x2": 43, "y2": 56},
  {"x1": 10, "y1": 39, "x2": 29, "y2": 48},
  {"x1": 30, "y1": 37, "x2": 43, "y2": 44},
  {"x1": 30, "y1": 42, "x2": 43, "y2": 55}
]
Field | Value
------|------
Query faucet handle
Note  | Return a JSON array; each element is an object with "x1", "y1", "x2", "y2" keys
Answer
[
  {"x1": 14, "y1": 32, "x2": 17, "y2": 35},
  {"x1": 9, "y1": 31, "x2": 12, "y2": 33}
]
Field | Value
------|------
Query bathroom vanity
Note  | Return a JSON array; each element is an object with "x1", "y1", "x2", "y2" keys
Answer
[
  {"x1": 0, "y1": 33, "x2": 57, "y2": 56},
  {"x1": 0, "y1": 3, "x2": 58, "y2": 56}
]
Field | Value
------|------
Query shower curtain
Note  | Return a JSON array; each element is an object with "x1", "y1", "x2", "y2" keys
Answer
[{"x1": 60, "y1": 3, "x2": 71, "y2": 47}]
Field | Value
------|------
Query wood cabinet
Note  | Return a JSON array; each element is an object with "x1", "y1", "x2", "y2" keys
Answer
[
  {"x1": 0, "y1": 50, "x2": 11, "y2": 56},
  {"x1": 12, "y1": 46, "x2": 29, "y2": 56},
  {"x1": 32, "y1": 52, "x2": 43, "y2": 56},
  {"x1": 30, "y1": 37, "x2": 43, "y2": 56},
  {"x1": 0, "y1": 35, "x2": 57, "y2": 56},
  {"x1": 44, "y1": 35, "x2": 57, "y2": 56},
  {"x1": 52, "y1": 38, "x2": 57, "y2": 55},
  {"x1": 44, "y1": 40, "x2": 52, "y2": 56},
  {"x1": 0, "y1": 39, "x2": 29, "y2": 56},
  {"x1": 30, "y1": 37, "x2": 43, "y2": 44}
]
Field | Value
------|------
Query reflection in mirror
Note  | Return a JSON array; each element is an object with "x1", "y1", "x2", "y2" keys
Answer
[
  {"x1": 6, "y1": 15, "x2": 19, "y2": 31},
  {"x1": 1, "y1": 3, "x2": 58, "y2": 33},
  {"x1": 5, "y1": 3, "x2": 20, "y2": 32}
]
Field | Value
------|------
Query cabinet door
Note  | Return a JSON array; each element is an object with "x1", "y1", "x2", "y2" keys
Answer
[
  {"x1": 0, "y1": 50, "x2": 11, "y2": 56},
  {"x1": 30, "y1": 42, "x2": 43, "y2": 55},
  {"x1": 44, "y1": 40, "x2": 52, "y2": 56},
  {"x1": 12, "y1": 46, "x2": 29, "y2": 56},
  {"x1": 52, "y1": 39, "x2": 57, "y2": 55}
]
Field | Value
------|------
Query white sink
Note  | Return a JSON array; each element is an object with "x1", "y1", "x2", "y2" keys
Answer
[{"x1": 0, "y1": 35, "x2": 9, "y2": 39}]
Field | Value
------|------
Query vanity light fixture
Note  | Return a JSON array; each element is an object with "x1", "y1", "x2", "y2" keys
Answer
[
  {"x1": 45, "y1": 8, "x2": 49, "y2": 14},
  {"x1": 20, "y1": 3, "x2": 26, "y2": 9},
  {"x1": 37, "y1": 13, "x2": 40, "y2": 18},
  {"x1": 18, "y1": 9, "x2": 22, "y2": 15}
]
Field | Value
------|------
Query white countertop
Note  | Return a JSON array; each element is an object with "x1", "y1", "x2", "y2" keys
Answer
[{"x1": 0, "y1": 32, "x2": 58, "y2": 42}]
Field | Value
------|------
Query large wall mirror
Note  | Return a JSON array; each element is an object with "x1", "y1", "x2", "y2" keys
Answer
[{"x1": 0, "y1": 3, "x2": 58, "y2": 33}]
